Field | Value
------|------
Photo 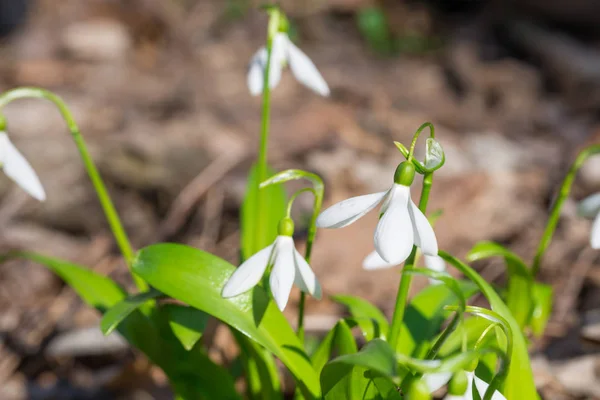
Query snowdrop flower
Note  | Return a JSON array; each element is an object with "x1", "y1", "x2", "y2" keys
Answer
[
  {"x1": 317, "y1": 161, "x2": 438, "y2": 267},
  {"x1": 424, "y1": 370, "x2": 506, "y2": 400},
  {"x1": 222, "y1": 217, "x2": 321, "y2": 311},
  {"x1": 247, "y1": 32, "x2": 329, "y2": 97},
  {"x1": 578, "y1": 193, "x2": 600, "y2": 249},
  {"x1": 0, "y1": 132, "x2": 45, "y2": 201}
]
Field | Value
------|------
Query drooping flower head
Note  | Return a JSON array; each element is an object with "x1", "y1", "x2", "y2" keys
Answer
[
  {"x1": 578, "y1": 192, "x2": 600, "y2": 249},
  {"x1": 317, "y1": 161, "x2": 438, "y2": 268},
  {"x1": 0, "y1": 131, "x2": 45, "y2": 201},
  {"x1": 222, "y1": 217, "x2": 321, "y2": 311},
  {"x1": 247, "y1": 31, "x2": 330, "y2": 97}
]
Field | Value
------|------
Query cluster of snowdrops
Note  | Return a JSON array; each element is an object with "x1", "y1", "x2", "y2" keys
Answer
[{"x1": 1, "y1": 5, "x2": 600, "y2": 400}]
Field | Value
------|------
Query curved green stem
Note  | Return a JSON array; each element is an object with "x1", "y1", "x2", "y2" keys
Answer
[
  {"x1": 0, "y1": 87, "x2": 147, "y2": 291},
  {"x1": 388, "y1": 171, "x2": 434, "y2": 350},
  {"x1": 407, "y1": 122, "x2": 435, "y2": 162},
  {"x1": 532, "y1": 144, "x2": 600, "y2": 276}
]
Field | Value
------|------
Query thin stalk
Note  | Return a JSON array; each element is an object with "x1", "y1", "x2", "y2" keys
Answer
[
  {"x1": 0, "y1": 87, "x2": 147, "y2": 291},
  {"x1": 254, "y1": 21, "x2": 277, "y2": 250},
  {"x1": 407, "y1": 122, "x2": 435, "y2": 162},
  {"x1": 532, "y1": 144, "x2": 600, "y2": 276},
  {"x1": 298, "y1": 189, "x2": 323, "y2": 342},
  {"x1": 388, "y1": 171, "x2": 434, "y2": 349}
]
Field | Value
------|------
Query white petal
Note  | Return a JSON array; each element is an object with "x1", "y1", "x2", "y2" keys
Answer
[
  {"x1": 293, "y1": 249, "x2": 322, "y2": 299},
  {"x1": 247, "y1": 47, "x2": 267, "y2": 96},
  {"x1": 222, "y1": 243, "x2": 274, "y2": 298},
  {"x1": 592, "y1": 213, "x2": 600, "y2": 250},
  {"x1": 316, "y1": 190, "x2": 388, "y2": 229},
  {"x1": 362, "y1": 250, "x2": 400, "y2": 270},
  {"x1": 0, "y1": 133, "x2": 46, "y2": 201},
  {"x1": 423, "y1": 372, "x2": 452, "y2": 393},
  {"x1": 473, "y1": 375, "x2": 506, "y2": 400},
  {"x1": 408, "y1": 199, "x2": 438, "y2": 256},
  {"x1": 269, "y1": 236, "x2": 296, "y2": 311},
  {"x1": 268, "y1": 33, "x2": 287, "y2": 90},
  {"x1": 285, "y1": 36, "x2": 330, "y2": 96},
  {"x1": 579, "y1": 192, "x2": 600, "y2": 218},
  {"x1": 425, "y1": 255, "x2": 446, "y2": 273},
  {"x1": 425, "y1": 255, "x2": 446, "y2": 285},
  {"x1": 374, "y1": 185, "x2": 414, "y2": 263}
]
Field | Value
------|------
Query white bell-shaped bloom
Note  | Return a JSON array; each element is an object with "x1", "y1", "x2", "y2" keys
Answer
[
  {"x1": 317, "y1": 179, "x2": 438, "y2": 267},
  {"x1": 424, "y1": 371, "x2": 506, "y2": 400},
  {"x1": 578, "y1": 193, "x2": 600, "y2": 249},
  {"x1": 247, "y1": 32, "x2": 329, "y2": 97},
  {"x1": 0, "y1": 132, "x2": 45, "y2": 201},
  {"x1": 221, "y1": 235, "x2": 322, "y2": 311}
]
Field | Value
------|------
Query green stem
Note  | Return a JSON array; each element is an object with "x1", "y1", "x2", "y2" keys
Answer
[
  {"x1": 531, "y1": 144, "x2": 600, "y2": 276},
  {"x1": 298, "y1": 188, "x2": 323, "y2": 343},
  {"x1": 407, "y1": 122, "x2": 435, "y2": 162},
  {"x1": 388, "y1": 171, "x2": 434, "y2": 350},
  {"x1": 0, "y1": 87, "x2": 147, "y2": 291}
]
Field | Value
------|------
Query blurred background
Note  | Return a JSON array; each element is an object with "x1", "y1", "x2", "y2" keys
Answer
[{"x1": 0, "y1": 0, "x2": 599, "y2": 398}]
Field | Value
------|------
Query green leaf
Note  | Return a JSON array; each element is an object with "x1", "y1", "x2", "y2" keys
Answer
[
  {"x1": 133, "y1": 243, "x2": 321, "y2": 398},
  {"x1": 241, "y1": 164, "x2": 287, "y2": 260},
  {"x1": 331, "y1": 295, "x2": 389, "y2": 340},
  {"x1": 163, "y1": 304, "x2": 210, "y2": 351},
  {"x1": 100, "y1": 288, "x2": 162, "y2": 335},
  {"x1": 531, "y1": 283, "x2": 553, "y2": 337},
  {"x1": 8, "y1": 252, "x2": 240, "y2": 400},
  {"x1": 440, "y1": 251, "x2": 538, "y2": 399},
  {"x1": 467, "y1": 241, "x2": 534, "y2": 329},
  {"x1": 5, "y1": 251, "x2": 127, "y2": 309},
  {"x1": 234, "y1": 332, "x2": 282, "y2": 400},
  {"x1": 396, "y1": 280, "x2": 478, "y2": 357},
  {"x1": 311, "y1": 320, "x2": 358, "y2": 375},
  {"x1": 321, "y1": 339, "x2": 398, "y2": 399}
]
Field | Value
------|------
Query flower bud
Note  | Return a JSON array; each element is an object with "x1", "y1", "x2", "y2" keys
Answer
[
  {"x1": 424, "y1": 138, "x2": 444, "y2": 170},
  {"x1": 394, "y1": 161, "x2": 416, "y2": 186},
  {"x1": 278, "y1": 217, "x2": 295, "y2": 236},
  {"x1": 447, "y1": 370, "x2": 469, "y2": 395},
  {"x1": 406, "y1": 378, "x2": 432, "y2": 400}
]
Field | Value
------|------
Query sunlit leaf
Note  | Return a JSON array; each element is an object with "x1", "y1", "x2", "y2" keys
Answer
[
  {"x1": 321, "y1": 339, "x2": 397, "y2": 399},
  {"x1": 331, "y1": 295, "x2": 389, "y2": 340},
  {"x1": 133, "y1": 243, "x2": 321, "y2": 398},
  {"x1": 163, "y1": 304, "x2": 210, "y2": 351},
  {"x1": 530, "y1": 283, "x2": 553, "y2": 337},
  {"x1": 101, "y1": 288, "x2": 162, "y2": 335}
]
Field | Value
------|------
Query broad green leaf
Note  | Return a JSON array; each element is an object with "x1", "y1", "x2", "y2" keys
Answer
[
  {"x1": 467, "y1": 242, "x2": 531, "y2": 279},
  {"x1": 397, "y1": 280, "x2": 478, "y2": 357},
  {"x1": 4, "y1": 251, "x2": 127, "y2": 308},
  {"x1": 163, "y1": 304, "x2": 210, "y2": 351},
  {"x1": 321, "y1": 339, "x2": 397, "y2": 399},
  {"x1": 101, "y1": 288, "x2": 162, "y2": 335},
  {"x1": 531, "y1": 283, "x2": 553, "y2": 337},
  {"x1": 8, "y1": 252, "x2": 240, "y2": 400},
  {"x1": 133, "y1": 243, "x2": 320, "y2": 398},
  {"x1": 241, "y1": 164, "x2": 287, "y2": 260},
  {"x1": 440, "y1": 251, "x2": 538, "y2": 399},
  {"x1": 234, "y1": 332, "x2": 282, "y2": 400},
  {"x1": 331, "y1": 295, "x2": 389, "y2": 340}
]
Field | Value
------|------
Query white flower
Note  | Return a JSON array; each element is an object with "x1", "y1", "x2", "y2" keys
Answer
[
  {"x1": 317, "y1": 175, "x2": 438, "y2": 267},
  {"x1": 578, "y1": 193, "x2": 600, "y2": 249},
  {"x1": 0, "y1": 132, "x2": 45, "y2": 201},
  {"x1": 221, "y1": 235, "x2": 322, "y2": 311},
  {"x1": 247, "y1": 32, "x2": 329, "y2": 97},
  {"x1": 424, "y1": 371, "x2": 506, "y2": 400}
]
